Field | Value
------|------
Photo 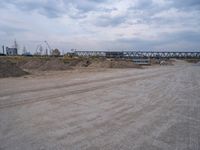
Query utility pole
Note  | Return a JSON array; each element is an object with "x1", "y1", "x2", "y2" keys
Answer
[
  {"x1": 13, "y1": 39, "x2": 19, "y2": 55},
  {"x1": 23, "y1": 46, "x2": 27, "y2": 54},
  {"x1": 45, "y1": 48, "x2": 48, "y2": 56},
  {"x1": 2, "y1": 45, "x2": 4, "y2": 54},
  {"x1": 14, "y1": 39, "x2": 18, "y2": 49}
]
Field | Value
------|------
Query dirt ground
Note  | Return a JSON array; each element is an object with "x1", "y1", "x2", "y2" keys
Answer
[{"x1": 0, "y1": 60, "x2": 200, "y2": 150}]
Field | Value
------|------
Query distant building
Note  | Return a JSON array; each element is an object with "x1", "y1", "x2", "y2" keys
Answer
[{"x1": 6, "y1": 47, "x2": 18, "y2": 56}]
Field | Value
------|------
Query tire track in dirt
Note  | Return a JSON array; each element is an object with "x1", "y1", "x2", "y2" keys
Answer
[
  {"x1": 62, "y1": 72, "x2": 181, "y2": 148},
  {"x1": 0, "y1": 72, "x2": 136, "y2": 97},
  {"x1": 0, "y1": 69, "x2": 176, "y2": 109},
  {"x1": 0, "y1": 68, "x2": 175, "y2": 97}
]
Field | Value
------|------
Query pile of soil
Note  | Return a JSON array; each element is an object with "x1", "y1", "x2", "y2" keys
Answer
[
  {"x1": 76, "y1": 60, "x2": 91, "y2": 67},
  {"x1": 20, "y1": 59, "x2": 46, "y2": 70},
  {"x1": 89, "y1": 59, "x2": 141, "y2": 68},
  {"x1": 39, "y1": 59, "x2": 72, "y2": 71},
  {"x1": 20, "y1": 59, "x2": 72, "y2": 71},
  {"x1": 0, "y1": 57, "x2": 141, "y2": 78},
  {"x1": 151, "y1": 59, "x2": 174, "y2": 65},
  {"x1": 0, "y1": 60, "x2": 28, "y2": 78}
]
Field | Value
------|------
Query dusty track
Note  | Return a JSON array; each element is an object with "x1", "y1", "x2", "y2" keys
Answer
[
  {"x1": 0, "y1": 62, "x2": 200, "y2": 150},
  {"x1": 0, "y1": 68, "x2": 174, "y2": 109}
]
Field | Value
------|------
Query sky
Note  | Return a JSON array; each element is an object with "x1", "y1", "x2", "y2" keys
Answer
[{"x1": 0, "y1": 0, "x2": 200, "y2": 54}]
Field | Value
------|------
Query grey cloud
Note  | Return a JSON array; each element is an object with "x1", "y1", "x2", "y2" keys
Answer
[
  {"x1": 131, "y1": 0, "x2": 200, "y2": 12},
  {"x1": 0, "y1": 0, "x2": 64, "y2": 18},
  {"x1": 163, "y1": 31, "x2": 200, "y2": 43},
  {"x1": 126, "y1": 0, "x2": 200, "y2": 30},
  {"x1": 0, "y1": 0, "x2": 108, "y2": 18},
  {"x1": 132, "y1": 0, "x2": 154, "y2": 10},
  {"x1": 171, "y1": 0, "x2": 200, "y2": 9},
  {"x1": 0, "y1": 0, "x2": 199, "y2": 51},
  {"x1": 70, "y1": 1, "x2": 100, "y2": 13},
  {"x1": 1, "y1": 0, "x2": 199, "y2": 20},
  {"x1": 127, "y1": 1, "x2": 169, "y2": 25},
  {"x1": 95, "y1": 15, "x2": 126, "y2": 27},
  {"x1": 115, "y1": 31, "x2": 200, "y2": 50},
  {"x1": 116, "y1": 37, "x2": 157, "y2": 50},
  {"x1": 0, "y1": 24, "x2": 29, "y2": 36}
]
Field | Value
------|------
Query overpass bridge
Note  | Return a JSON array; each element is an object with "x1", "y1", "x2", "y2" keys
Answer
[{"x1": 74, "y1": 51, "x2": 200, "y2": 58}]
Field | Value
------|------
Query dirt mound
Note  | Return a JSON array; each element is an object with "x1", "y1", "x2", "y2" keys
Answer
[
  {"x1": 151, "y1": 59, "x2": 174, "y2": 66},
  {"x1": 20, "y1": 59, "x2": 46, "y2": 70},
  {"x1": 20, "y1": 58, "x2": 72, "y2": 71},
  {"x1": 0, "y1": 60, "x2": 28, "y2": 78},
  {"x1": 39, "y1": 59, "x2": 72, "y2": 71},
  {"x1": 89, "y1": 59, "x2": 141, "y2": 68},
  {"x1": 76, "y1": 60, "x2": 91, "y2": 67},
  {"x1": 1, "y1": 57, "x2": 141, "y2": 75}
]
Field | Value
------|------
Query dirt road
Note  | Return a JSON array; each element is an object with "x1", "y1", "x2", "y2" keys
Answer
[{"x1": 0, "y1": 61, "x2": 200, "y2": 150}]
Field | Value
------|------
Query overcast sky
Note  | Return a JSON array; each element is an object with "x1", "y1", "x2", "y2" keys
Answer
[{"x1": 0, "y1": 0, "x2": 200, "y2": 53}]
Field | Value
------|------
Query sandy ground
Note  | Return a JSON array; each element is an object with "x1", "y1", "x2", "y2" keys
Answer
[{"x1": 0, "y1": 61, "x2": 200, "y2": 150}]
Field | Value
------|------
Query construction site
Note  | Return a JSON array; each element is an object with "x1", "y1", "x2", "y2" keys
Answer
[
  {"x1": 1, "y1": 0, "x2": 200, "y2": 148},
  {"x1": 0, "y1": 52, "x2": 200, "y2": 149}
]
